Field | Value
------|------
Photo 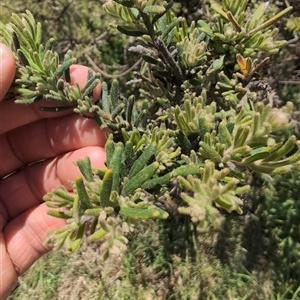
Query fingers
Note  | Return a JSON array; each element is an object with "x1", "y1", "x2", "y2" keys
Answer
[
  {"x1": 0, "y1": 203, "x2": 66, "y2": 299},
  {"x1": 0, "y1": 44, "x2": 16, "y2": 101},
  {"x1": 1, "y1": 114, "x2": 107, "y2": 178},
  {"x1": 0, "y1": 146, "x2": 106, "y2": 220},
  {"x1": 0, "y1": 232, "x2": 18, "y2": 299},
  {"x1": 0, "y1": 64, "x2": 102, "y2": 134},
  {"x1": 0, "y1": 47, "x2": 106, "y2": 299}
]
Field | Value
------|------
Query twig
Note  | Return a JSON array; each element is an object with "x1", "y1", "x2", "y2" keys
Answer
[
  {"x1": 84, "y1": 54, "x2": 143, "y2": 79},
  {"x1": 80, "y1": 32, "x2": 108, "y2": 54},
  {"x1": 287, "y1": 36, "x2": 300, "y2": 45},
  {"x1": 278, "y1": 80, "x2": 300, "y2": 85},
  {"x1": 138, "y1": 10, "x2": 183, "y2": 103}
]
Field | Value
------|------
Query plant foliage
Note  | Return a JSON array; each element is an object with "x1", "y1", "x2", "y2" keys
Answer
[{"x1": 1, "y1": 0, "x2": 299, "y2": 282}]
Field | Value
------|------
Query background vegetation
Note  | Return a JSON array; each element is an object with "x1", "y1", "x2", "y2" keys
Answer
[{"x1": 1, "y1": 0, "x2": 300, "y2": 299}]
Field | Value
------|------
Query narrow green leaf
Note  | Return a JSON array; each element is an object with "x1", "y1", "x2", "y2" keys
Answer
[
  {"x1": 42, "y1": 38, "x2": 54, "y2": 55},
  {"x1": 123, "y1": 162, "x2": 160, "y2": 196},
  {"x1": 109, "y1": 142, "x2": 124, "y2": 191},
  {"x1": 241, "y1": 151, "x2": 270, "y2": 165},
  {"x1": 260, "y1": 151, "x2": 300, "y2": 168},
  {"x1": 218, "y1": 121, "x2": 233, "y2": 147},
  {"x1": 113, "y1": 0, "x2": 133, "y2": 8},
  {"x1": 152, "y1": 1, "x2": 174, "y2": 24},
  {"x1": 75, "y1": 157, "x2": 94, "y2": 182},
  {"x1": 143, "y1": 5, "x2": 165, "y2": 15},
  {"x1": 125, "y1": 95, "x2": 134, "y2": 124},
  {"x1": 12, "y1": 31, "x2": 20, "y2": 51},
  {"x1": 35, "y1": 21, "x2": 42, "y2": 46},
  {"x1": 88, "y1": 228, "x2": 108, "y2": 242},
  {"x1": 111, "y1": 103, "x2": 125, "y2": 119},
  {"x1": 129, "y1": 143, "x2": 156, "y2": 178},
  {"x1": 141, "y1": 173, "x2": 172, "y2": 189},
  {"x1": 15, "y1": 94, "x2": 43, "y2": 104},
  {"x1": 124, "y1": 140, "x2": 135, "y2": 170},
  {"x1": 176, "y1": 130, "x2": 192, "y2": 152},
  {"x1": 263, "y1": 135, "x2": 296, "y2": 162},
  {"x1": 48, "y1": 189, "x2": 75, "y2": 202},
  {"x1": 47, "y1": 210, "x2": 72, "y2": 219},
  {"x1": 32, "y1": 51, "x2": 44, "y2": 70},
  {"x1": 105, "y1": 135, "x2": 115, "y2": 167},
  {"x1": 134, "y1": 109, "x2": 147, "y2": 128},
  {"x1": 200, "y1": 142, "x2": 222, "y2": 162},
  {"x1": 210, "y1": 0, "x2": 229, "y2": 20},
  {"x1": 101, "y1": 81, "x2": 110, "y2": 113},
  {"x1": 53, "y1": 58, "x2": 76, "y2": 78},
  {"x1": 117, "y1": 25, "x2": 147, "y2": 36},
  {"x1": 100, "y1": 169, "x2": 113, "y2": 207},
  {"x1": 233, "y1": 125, "x2": 250, "y2": 148},
  {"x1": 249, "y1": 163, "x2": 290, "y2": 174},
  {"x1": 212, "y1": 55, "x2": 226, "y2": 71},
  {"x1": 247, "y1": 6, "x2": 293, "y2": 36},
  {"x1": 70, "y1": 223, "x2": 85, "y2": 252},
  {"x1": 161, "y1": 18, "x2": 182, "y2": 40},
  {"x1": 85, "y1": 208, "x2": 103, "y2": 216},
  {"x1": 72, "y1": 194, "x2": 81, "y2": 223},
  {"x1": 17, "y1": 49, "x2": 29, "y2": 66},
  {"x1": 110, "y1": 79, "x2": 119, "y2": 110},
  {"x1": 76, "y1": 176, "x2": 92, "y2": 209},
  {"x1": 119, "y1": 206, "x2": 168, "y2": 219},
  {"x1": 130, "y1": 129, "x2": 142, "y2": 145},
  {"x1": 173, "y1": 163, "x2": 202, "y2": 177},
  {"x1": 142, "y1": 55, "x2": 160, "y2": 65},
  {"x1": 81, "y1": 73, "x2": 101, "y2": 98}
]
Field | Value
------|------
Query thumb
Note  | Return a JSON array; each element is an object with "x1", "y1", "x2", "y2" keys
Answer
[{"x1": 0, "y1": 43, "x2": 16, "y2": 101}]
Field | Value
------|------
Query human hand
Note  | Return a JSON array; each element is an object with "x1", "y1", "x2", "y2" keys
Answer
[{"x1": 0, "y1": 44, "x2": 107, "y2": 299}]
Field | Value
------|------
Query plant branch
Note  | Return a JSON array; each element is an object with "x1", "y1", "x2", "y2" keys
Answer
[
  {"x1": 139, "y1": 10, "x2": 183, "y2": 103},
  {"x1": 84, "y1": 54, "x2": 143, "y2": 78}
]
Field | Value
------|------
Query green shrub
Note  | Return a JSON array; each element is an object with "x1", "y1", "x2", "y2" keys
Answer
[{"x1": 2, "y1": 0, "x2": 300, "y2": 298}]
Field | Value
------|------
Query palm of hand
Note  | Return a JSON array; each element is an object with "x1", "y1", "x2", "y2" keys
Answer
[{"x1": 0, "y1": 45, "x2": 106, "y2": 298}]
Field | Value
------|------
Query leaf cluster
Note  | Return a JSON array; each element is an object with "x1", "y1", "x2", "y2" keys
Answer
[
  {"x1": 1, "y1": 1, "x2": 299, "y2": 260},
  {"x1": 0, "y1": 11, "x2": 101, "y2": 112}
]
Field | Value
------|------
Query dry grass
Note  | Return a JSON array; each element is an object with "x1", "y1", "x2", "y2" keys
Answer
[{"x1": 10, "y1": 214, "x2": 292, "y2": 300}]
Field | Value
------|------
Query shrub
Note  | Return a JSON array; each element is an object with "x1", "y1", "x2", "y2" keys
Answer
[{"x1": 1, "y1": 0, "x2": 300, "y2": 298}]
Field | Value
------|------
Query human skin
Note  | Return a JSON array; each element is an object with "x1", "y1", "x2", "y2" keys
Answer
[{"x1": 0, "y1": 44, "x2": 107, "y2": 299}]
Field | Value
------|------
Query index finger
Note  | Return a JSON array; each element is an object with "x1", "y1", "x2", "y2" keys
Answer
[
  {"x1": 0, "y1": 65, "x2": 102, "y2": 134},
  {"x1": 0, "y1": 44, "x2": 16, "y2": 101}
]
